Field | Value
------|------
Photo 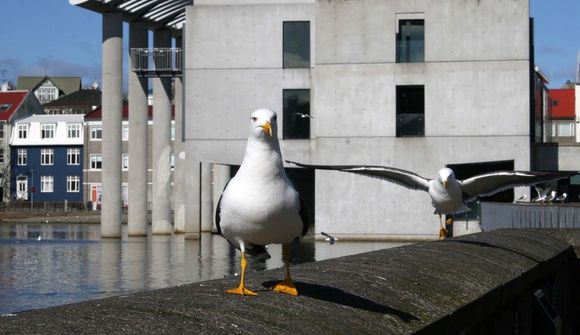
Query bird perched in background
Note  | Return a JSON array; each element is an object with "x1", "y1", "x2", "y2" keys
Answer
[
  {"x1": 286, "y1": 161, "x2": 577, "y2": 239},
  {"x1": 532, "y1": 186, "x2": 551, "y2": 203},
  {"x1": 555, "y1": 192, "x2": 568, "y2": 203},
  {"x1": 216, "y1": 108, "x2": 309, "y2": 296},
  {"x1": 545, "y1": 190, "x2": 558, "y2": 203}
]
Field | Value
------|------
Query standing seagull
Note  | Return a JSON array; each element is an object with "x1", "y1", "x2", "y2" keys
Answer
[
  {"x1": 216, "y1": 108, "x2": 309, "y2": 296},
  {"x1": 286, "y1": 161, "x2": 576, "y2": 239}
]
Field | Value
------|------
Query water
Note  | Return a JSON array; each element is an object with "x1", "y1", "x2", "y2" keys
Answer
[{"x1": 0, "y1": 223, "x2": 406, "y2": 314}]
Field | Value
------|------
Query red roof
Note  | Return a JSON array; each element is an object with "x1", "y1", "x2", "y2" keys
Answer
[
  {"x1": 84, "y1": 103, "x2": 174, "y2": 121},
  {"x1": 549, "y1": 88, "x2": 575, "y2": 119},
  {"x1": 0, "y1": 90, "x2": 29, "y2": 121}
]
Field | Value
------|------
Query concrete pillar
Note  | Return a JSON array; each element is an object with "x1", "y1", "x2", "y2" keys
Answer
[
  {"x1": 200, "y1": 162, "x2": 213, "y2": 232},
  {"x1": 101, "y1": 12, "x2": 123, "y2": 238},
  {"x1": 151, "y1": 29, "x2": 172, "y2": 235},
  {"x1": 184, "y1": 155, "x2": 200, "y2": 239},
  {"x1": 127, "y1": 21, "x2": 149, "y2": 237},
  {"x1": 212, "y1": 164, "x2": 231, "y2": 232},
  {"x1": 173, "y1": 35, "x2": 187, "y2": 234}
]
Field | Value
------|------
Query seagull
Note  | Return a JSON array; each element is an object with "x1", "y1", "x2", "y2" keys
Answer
[
  {"x1": 545, "y1": 190, "x2": 557, "y2": 203},
  {"x1": 532, "y1": 186, "x2": 551, "y2": 203},
  {"x1": 295, "y1": 112, "x2": 313, "y2": 119},
  {"x1": 216, "y1": 108, "x2": 309, "y2": 296},
  {"x1": 555, "y1": 193, "x2": 567, "y2": 203},
  {"x1": 286, "y1": 160, "x2": 577, "y2": 239},
  {"x1": 321, "y1": 231, "x2": 338, "y2": 245}
]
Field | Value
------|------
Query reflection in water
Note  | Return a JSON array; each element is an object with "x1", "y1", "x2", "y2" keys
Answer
[{"x1": 0, "y1": 223, "x2": 406, "y2": 314}]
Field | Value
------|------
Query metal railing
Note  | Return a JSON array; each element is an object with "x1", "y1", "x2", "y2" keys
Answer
[
  {"x1": 480, "y1": 201, "x2": 580, "y2": 230},
  {"x1": 130, "y1": 48, "x2": 182, "y2": 77}
]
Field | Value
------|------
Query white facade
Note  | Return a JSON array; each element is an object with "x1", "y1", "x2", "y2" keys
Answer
[
  {"x1": 183, "y1": 0, "x2": 533, "y2": 241},
  {"x1": 11, "y1": 114, "x2": 85, "y2": 146}
]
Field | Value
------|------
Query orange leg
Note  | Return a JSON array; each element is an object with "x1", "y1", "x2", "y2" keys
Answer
[
  {"x1": 438, "y1": 213, "x2": 449, "y2": 240},
  {"x1": 226, "y1": 252, "x2": 257, "y2": 296},
  {"x1": 272, "y1": 244, "x2": 298, "y2": 296}
]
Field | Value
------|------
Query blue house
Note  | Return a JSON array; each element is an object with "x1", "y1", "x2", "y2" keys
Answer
[{"x1": 10, "y1": 114, "x2": 84, "y2": 202}]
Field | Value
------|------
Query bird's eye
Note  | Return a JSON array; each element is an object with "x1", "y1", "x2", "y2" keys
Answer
[
  {"x1": 251, "y1": 117, "x2": 257, "y2": 122},
  {"x1": 272, "y1": 115, "x2": 277, "y2": 121}
]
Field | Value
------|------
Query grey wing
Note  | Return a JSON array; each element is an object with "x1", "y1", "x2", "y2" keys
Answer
[
  {"x1": 286, "y1": 161, "x2": 430, "y2": 191},
  {"x1": 214, "y1": 180, "x2": 231, "y2": 236},
  {"x1": 460, "y1": 170, "x2": 577, "y2": 202}
]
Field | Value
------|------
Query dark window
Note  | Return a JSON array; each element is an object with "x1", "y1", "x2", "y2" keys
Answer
[
  {"x1": 396, "y1": 85, "x2": 424, "y2": 137},
  {"x1": 283, "y1": 89, "x2": 310, "y2": 139},
  {"x1": 283, "y1": 21, "x2": 310, "y2": 68},
  {"x1": 396, "y1": 19, "x2": 424, "y2": 63}
]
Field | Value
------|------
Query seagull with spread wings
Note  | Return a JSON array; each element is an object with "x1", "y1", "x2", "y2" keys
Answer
[{"x1": 286, "y1": 161, "x2": 576, "y2": 239}]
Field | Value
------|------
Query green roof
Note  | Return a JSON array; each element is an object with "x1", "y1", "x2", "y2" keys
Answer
[{"x1": 16, "y1": 76, "x2": 81, "y2": 95}]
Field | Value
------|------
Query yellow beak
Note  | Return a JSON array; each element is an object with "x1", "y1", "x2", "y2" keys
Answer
[
  {"x1": 261, "y1": 121, "x2": 272, "y2": 137},
  {"x1": 442, "y1": 180, "x2": 447, "y2": 188}
]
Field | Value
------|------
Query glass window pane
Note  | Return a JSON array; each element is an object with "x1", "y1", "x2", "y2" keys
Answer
[
  {"x1": 283, "y1": 89, "x2": 310, "y2": 139},
  {"x1": 396, "y1": 85, "x2": 425, "y2": 137},
  {"x1": 283, "y1": 21, "x2": 310, "y2": 68},
  {"x1": 397, "y1": 19, "x2": 424, "y2": 63}
]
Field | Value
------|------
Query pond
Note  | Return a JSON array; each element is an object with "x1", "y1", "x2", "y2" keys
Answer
[{"x1": 0, "y1": 223, "x2": 407, "y2": 314}]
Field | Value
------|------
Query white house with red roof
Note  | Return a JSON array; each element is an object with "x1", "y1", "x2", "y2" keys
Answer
[
  {"x1": 0, "y1": 90, "x2": 44, "y2": 201},
  {"x1": 549, "y1": 88, "x2": 577, "y2": 144}
]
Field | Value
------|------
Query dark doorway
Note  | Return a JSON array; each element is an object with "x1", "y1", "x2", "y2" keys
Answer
[{"x1": 446, "y1": 160, "x2": 515, "y2": 224}]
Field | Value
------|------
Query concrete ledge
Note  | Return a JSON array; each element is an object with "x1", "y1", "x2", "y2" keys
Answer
[{"x1": 1, "y1": 229, "x2": 579, "y2": 334}]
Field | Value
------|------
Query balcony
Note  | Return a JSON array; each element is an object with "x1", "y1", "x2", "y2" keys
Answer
[{"x1": 130, "y1": 48, "x2": 182, "y2": 77}]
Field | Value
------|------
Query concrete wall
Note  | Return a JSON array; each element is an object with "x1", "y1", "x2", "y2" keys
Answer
[
  {"x1": 183, "y1": 0, "x2": 532, "y2": 240},
  {"x1": 558, "y1": 145, "x2": 580, "y2": 171}
]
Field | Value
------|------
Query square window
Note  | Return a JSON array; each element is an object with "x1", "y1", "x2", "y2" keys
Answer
[
  {"x1": 90, "y1": 126, "x2": 102, "y2": 140},
  {"x1": 396, "y1": 19, "x2": 424, "y2": 63},
  {"x1": 68, "y1": 124, "x2": 81, "y2": 138},
  {"x1": 67, "y1": 148, "x2": 81, "y2": 165},
  {"x1": 122, "y1": 154, "x2": 129, "y2": 170},
  {"x1": 283, "y1": 21, "x2": 310, "y2": 69},
  {"x1": 396, "y1": 85, "x2": 424, "y2": 137},
  {"x1": 17, "y1": 149, "x2": 27, "y2": 166},
  {"x1": 283, "y1": 89, "x2": 310, "y2": 139},
  {"x1": 90, "y1": 154, "x2": 102, "y2": 170},
  {"x1": 40, "y1": 176, "x2": 54, "y2": 193},
  {"x1": 41, "y1": 148, "x2": 54, "y2": 165},
  {"x1": 18, "y1": 124, "x2": 29, "y2": 139},
  {"x1": 41, "y1": 124, "x2": 56, "y2": 139},
  {"x1": 122, "y1": 125, "x2": 129, "y2": 141},
  {"x1": 67, "y1": 176, "x2": 80, "y2": 192}
]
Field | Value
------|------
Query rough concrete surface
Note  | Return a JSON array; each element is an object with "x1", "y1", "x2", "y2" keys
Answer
[{"x1": 1, "y1": 229, "x2": 578, "y2": 334}]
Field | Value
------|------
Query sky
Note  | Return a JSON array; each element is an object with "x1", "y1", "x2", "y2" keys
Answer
[{"x1": 0, "y1": 0, "x2": 578, "y2": 89}]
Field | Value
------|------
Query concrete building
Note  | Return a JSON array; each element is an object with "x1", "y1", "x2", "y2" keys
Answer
[
  {"x1": 72, "y1": 0, "x2": 576, "y2": 240},
  {"x1": 183, "y1": 0, "x2": 534, "y2": 240},
  {"x1": 10, "y1": 114, "x2": 85, "y2": 202}
]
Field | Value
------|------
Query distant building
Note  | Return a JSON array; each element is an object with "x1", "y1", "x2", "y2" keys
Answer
[
  {"x1": 10, "y1": 114, "x2": 84, "y2": 202},
  {"x1": 0, "y1": 90, "x2": 44, "y2": 201},
  {"x1": 83, "y1": 104, "x2": 174, "y2": 208},
  {"x1": 549, "y1": 88, "x2": 576, "y2": 144},
  {"x1": 16, "y1": 76, "x2": 81, "y2": 105},
  {"x1": 43, "y1": 89, "x2": 101, "y2": 115}
]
